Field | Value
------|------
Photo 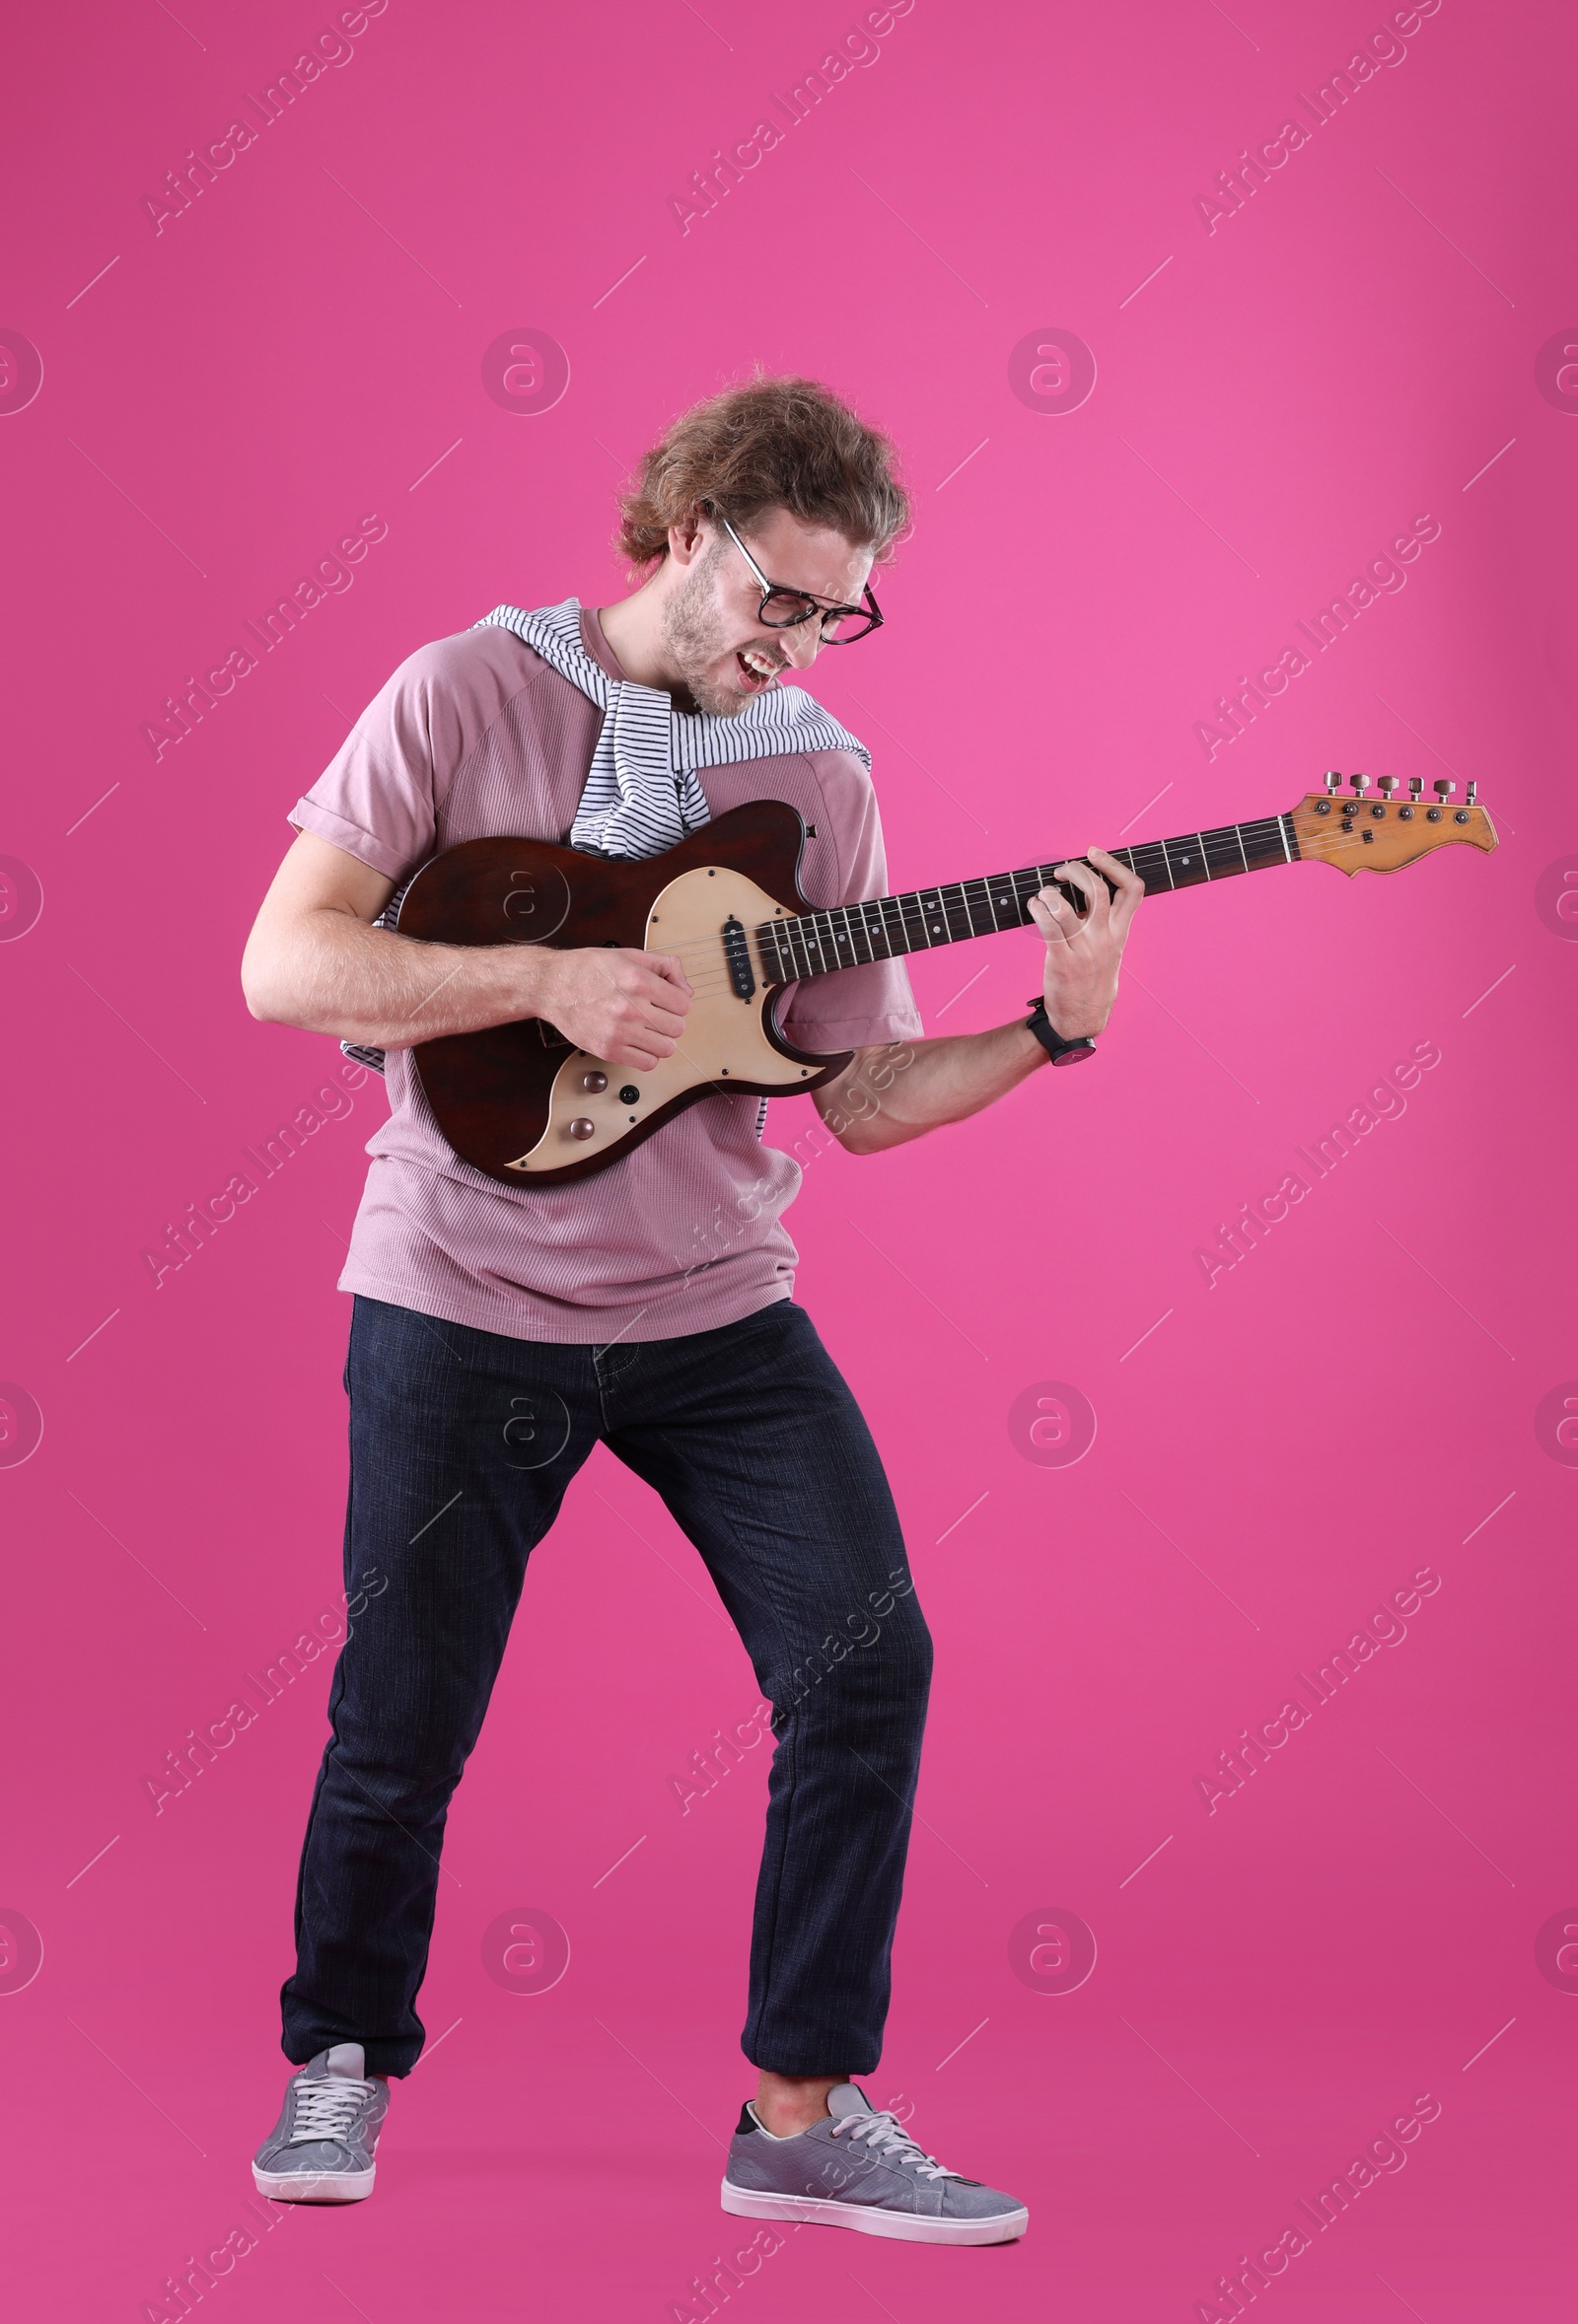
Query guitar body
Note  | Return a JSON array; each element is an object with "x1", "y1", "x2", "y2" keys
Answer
[{"x1": 396, "y1": 802, "x2": 851, "y2": 1186}]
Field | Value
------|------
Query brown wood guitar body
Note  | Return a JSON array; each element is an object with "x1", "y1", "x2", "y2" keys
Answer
[{"x1": 395, "y1": 801, "x2": 851, "y2": 1186}]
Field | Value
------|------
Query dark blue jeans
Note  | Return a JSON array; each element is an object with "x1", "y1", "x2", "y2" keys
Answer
[{"x1": 281, "y1": 1295, "x2": 932, "y2": 2078}]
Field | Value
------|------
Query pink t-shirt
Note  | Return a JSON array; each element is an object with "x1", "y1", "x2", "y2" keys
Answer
[{"x1": 289, "y1": 608, "x2": 922, "y2": 1344}]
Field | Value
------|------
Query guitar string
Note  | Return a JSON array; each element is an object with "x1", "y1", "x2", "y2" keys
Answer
[
  {"x1": 589, "y1": 821, "x2": 1473, "y2": 1001},
  {"x1": 625, "y1": 841, "x2": 1473, "y2": 1004},
  {"x1": 578, "y1": 815, "x2": 1467, "y2": 974}
]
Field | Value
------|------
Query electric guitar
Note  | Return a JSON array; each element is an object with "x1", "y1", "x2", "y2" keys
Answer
[{"x1": 394, "y1": 771, "x2": 1495, "y2": 1186}]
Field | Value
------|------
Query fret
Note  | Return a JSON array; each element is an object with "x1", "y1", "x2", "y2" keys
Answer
[
  {"x1": 1161, "y1": 836, "x2": 1206, "y2": 883},
  {"x1": 1209, "y1": 829, "x2": 1236, "y2": 879},
  {"x1": 1277, "y1": 813, "x2": 1295, "y2": 864},
  {"x1": 1235, "y1": 821, "x2": 1250, "y2": 874},
  {"x1": 961, "y1": 880, "x2": 993, "y2": 940}
]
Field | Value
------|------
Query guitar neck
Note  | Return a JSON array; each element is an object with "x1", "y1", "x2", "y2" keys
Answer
[{"x1": 756, "y1": 810, "x2": 1299, "y2": 983}]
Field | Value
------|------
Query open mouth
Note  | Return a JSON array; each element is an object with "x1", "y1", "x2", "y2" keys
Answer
[{"x1": 735, "y1": 648, "x2": 781, "y2": 690}]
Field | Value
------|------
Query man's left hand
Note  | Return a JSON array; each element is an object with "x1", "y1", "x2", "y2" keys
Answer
[{"x1": 1027, "y1": 846, "x2": 1144, "y2": 1038}]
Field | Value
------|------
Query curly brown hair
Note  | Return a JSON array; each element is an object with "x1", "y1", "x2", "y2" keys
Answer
[{"x1": 616, "y1": 375, "x2": 909, "y2": 572}]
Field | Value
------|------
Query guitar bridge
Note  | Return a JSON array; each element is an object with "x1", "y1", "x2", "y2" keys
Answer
[{"x1": 722, "y1": 914, "x2": 755, "y2": 1002}]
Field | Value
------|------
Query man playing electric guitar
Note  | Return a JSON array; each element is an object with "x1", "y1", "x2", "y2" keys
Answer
[{"x1": 241, "y1": 374, "x2": 1142, "y2": 2240}]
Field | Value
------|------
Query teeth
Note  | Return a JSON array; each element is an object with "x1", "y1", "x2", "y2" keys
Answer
[{"x1": 742, "y1": 650, "x2": 776, "y2": 678}]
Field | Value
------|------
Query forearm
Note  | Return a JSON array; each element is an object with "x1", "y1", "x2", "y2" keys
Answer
[
  {"x1": 825, "y1": 1021, "x2": 1047, "y2": 1156},
  {"x1": 243, "y1": 907, "x2": 538, "y2": 1047},
  {"x1": 825, "y1": 843, "x2": 1146, "y2": 1157}
]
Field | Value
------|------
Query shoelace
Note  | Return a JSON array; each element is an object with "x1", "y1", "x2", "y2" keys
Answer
[
  {"x1": 288, "y1": 2074, "x2": 373, "y2": 2147},
  {"x1": 828, "y1": 2108, "x2": 960, "y2": 2182}
]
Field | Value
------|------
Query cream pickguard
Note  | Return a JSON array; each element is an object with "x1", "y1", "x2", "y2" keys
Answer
[{"x1": 504, "y1": 865, "x2": 821, "y2": 1172}]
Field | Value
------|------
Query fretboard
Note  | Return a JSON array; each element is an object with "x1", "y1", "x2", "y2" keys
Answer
[{"x1": 754, "y1": 813, "x2": 1299, "y2": 983}]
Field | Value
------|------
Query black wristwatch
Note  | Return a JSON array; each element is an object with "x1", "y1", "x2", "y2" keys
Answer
[{"x1": 1026, "y1": 997, "x2": 1098, "y2": 1067}]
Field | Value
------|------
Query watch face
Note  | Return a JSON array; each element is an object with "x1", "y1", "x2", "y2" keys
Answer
[{"x1": 1051, "y1": 1040, "x2": 1096, "y2": 1065}]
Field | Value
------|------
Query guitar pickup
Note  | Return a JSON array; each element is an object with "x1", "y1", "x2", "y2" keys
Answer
[{"x1": 722, "y1": 914, "x2": 755, "y2": 1001}]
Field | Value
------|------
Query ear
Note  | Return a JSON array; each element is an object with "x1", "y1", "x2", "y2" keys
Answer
[{"x1": 666, "y1": 504, "x2": 711, "y2": 569}]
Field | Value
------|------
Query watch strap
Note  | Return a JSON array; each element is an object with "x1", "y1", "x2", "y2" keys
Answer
[{"x1": 1026, "y1": 998, "x2": 1098, "y2": 1066}]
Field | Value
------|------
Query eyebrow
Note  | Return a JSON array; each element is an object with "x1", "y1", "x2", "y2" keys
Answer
[
  {"x1": 725, "y1": 517, "x2": 868, "y2": 610},
  {"x1": 753, "y1": 582, "x2": 861, "y2": 611}
]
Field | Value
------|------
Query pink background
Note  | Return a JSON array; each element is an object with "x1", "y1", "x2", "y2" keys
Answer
[{"x1": 2, "y1": 1, "x2": 1574, "y2": 2316}]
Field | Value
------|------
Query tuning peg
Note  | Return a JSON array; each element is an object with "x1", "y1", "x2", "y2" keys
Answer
[
  {"x1": 1433, "y1": 779, "x2": 1456, "y2": 799},
  {"x1": 1466, "y1": 780, "x2": 1477, "y2": 805},
  {"x1": 1407, "y1": 777, "x2": 1423, "y2": 800},
  {"x1": 1349, "y1": 772, "x2": 1370, "y2": 797},
  {"x1": 1324, "y1": 770, "x2": 1342, "y2": 795},
  {"x1": 1377, "y1": 776, "x2": 1399, "y2": 797}
]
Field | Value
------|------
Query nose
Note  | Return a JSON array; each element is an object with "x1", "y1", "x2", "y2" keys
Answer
[{"x1": 776, "y1": 616, "x2": 822, "y2": 671}]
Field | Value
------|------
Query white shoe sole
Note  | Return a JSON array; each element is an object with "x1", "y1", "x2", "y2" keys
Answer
[
  {"x1": 252, "y1": 2163, "x2": 376, "y2": 2204},
  {"x1": 721, "y1": 2179, "x2": 1027, "y2": 2244}
]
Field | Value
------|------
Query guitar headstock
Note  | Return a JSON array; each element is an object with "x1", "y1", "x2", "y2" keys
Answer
[{"x1": 1291, "y1": 772, "x2": 1497, "y2": 875}]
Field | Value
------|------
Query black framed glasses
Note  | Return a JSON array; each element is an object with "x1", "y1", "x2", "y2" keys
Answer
[{"x1": 712, "y1": 509, "x2": 884, "y2": 644}]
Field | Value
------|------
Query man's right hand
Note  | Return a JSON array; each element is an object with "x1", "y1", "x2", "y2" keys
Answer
[{"x1": 530, "y1": 946, "x2": 692, "y2": 1072}]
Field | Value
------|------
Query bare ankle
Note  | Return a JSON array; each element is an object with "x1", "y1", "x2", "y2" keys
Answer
[{"x1": 753, "y1": 2072, "x2": 846, "y2": 2139}]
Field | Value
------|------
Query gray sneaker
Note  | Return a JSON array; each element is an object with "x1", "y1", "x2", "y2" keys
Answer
[
  {"x1": 252, "y1": 2043, "x2": 388, "y2": 2203},
  {"x1": 721, "y1": 2082, "x2": 1028, "y2": 2245}
]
